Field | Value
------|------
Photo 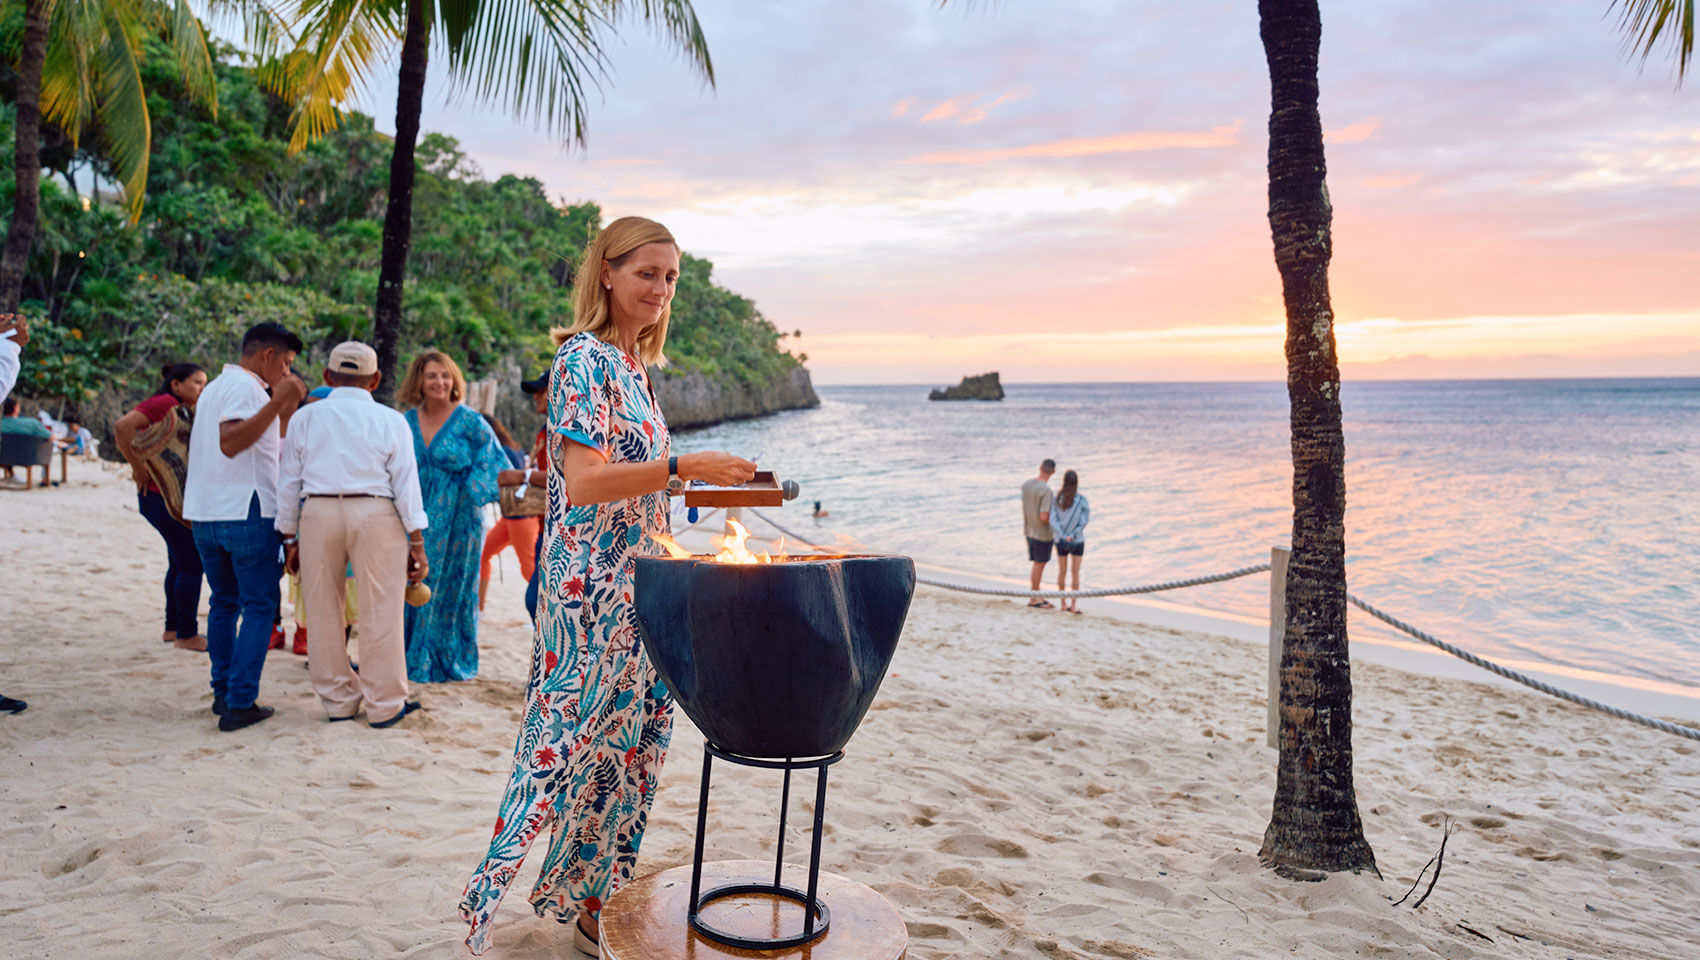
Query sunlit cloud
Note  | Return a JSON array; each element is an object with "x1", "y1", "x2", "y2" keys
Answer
[
  {"x1": 1327, "y1": 117, "x2": 1382, "y2": 143},
  {"x1": 913, "y1": 121, "x2": 1243, "y2": 164},
  {"x1": 341, "y1": 0, "x2": 1700, "y2": 384},
  {"x1": 1361, "y1": 174, "x2": 1421, "y2": 189},
  {"x1": 798, "y1": 313, "x2": 1700, "y2": 383},
  {"x1": 649, "y1": 179, "x2": 1192, "y2": 268}
]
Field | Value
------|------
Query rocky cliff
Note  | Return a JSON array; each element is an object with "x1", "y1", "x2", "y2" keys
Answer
[
  {"x1": 651, "y1": 364, "x2": 821, "y2": 430},
  {"x1": 929, "y1": 371, "x2": 1004, "y2": 401}
]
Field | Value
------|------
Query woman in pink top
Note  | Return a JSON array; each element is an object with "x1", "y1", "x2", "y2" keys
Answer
[{"x1": 113, "y1": 362, "x2": 208, "y2": 650}]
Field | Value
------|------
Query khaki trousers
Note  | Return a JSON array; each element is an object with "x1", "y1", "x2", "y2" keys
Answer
[{"x1": 299, "y1": 497, "x2": 409, "y2": 723}]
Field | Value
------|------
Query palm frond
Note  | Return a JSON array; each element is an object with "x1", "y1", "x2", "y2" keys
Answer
[
  {"x1": 169, "y1": 0, "x2": 220, "y2": 115},
  {"x1": 40, "y1": 0, "x2": 107, "y2": 147},
  {"x1": 1611, "y1": 0, "x2": 1696, "y2": 82},
  {"x1": 270, "y1": 0, "x2": 406, "y2": 151},
  {"x1": 204, "y1": 0, "x2": 302, "y2": 64},
  {"x1": 439, "y1": 0, "x2": 614, "y2": 146},
  {"x1": 438, "y1": 0, "x2": 712, "y2": 148},
  {"x1": 93, "y1": 5, "x2": 153, "y2": 222},
  {"x1": 608, "y1": 0, "x2": 713, "y2": 86}
]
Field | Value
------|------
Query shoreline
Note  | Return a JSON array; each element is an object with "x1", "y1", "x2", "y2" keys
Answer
[{"x1": 704, "y1": 515, "x2": 1700, "y2": 727}]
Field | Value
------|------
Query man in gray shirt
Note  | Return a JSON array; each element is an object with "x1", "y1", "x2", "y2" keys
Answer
[{"x1": 1020, "y1": 458, "x2": 1056, "y2": 608}]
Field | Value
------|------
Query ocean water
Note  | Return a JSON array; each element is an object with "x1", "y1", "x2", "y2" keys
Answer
[{"x1": 679, "y1": 379, "x2": 1700, "y2": 691}]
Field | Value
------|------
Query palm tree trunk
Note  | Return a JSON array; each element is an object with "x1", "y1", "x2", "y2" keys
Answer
[
  {"x1": 1, "y1": 0, "x2": 51, "y2": 312},
  {"x1": 1256, "y1": 0, "x2": 1376, "y2": 878},
  {"x1": 373, "y1": 0, "x2": 430, "y2": 404}
]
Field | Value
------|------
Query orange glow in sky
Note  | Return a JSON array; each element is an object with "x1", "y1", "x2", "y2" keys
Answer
[{"x1": 349, "y1": 0, "x2": 1700, "y2": 383}]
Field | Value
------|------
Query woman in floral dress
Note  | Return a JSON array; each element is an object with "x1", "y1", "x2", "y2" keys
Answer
[{"x1": 459, "y1": 216, "x2": 756, "y2": 956}]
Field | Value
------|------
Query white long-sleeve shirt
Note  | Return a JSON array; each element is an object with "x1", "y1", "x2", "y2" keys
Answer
[
  {"x1": 0, "y1": 331, "x2": 20, "y2": 404},
  {"x1": 275, "y1": 387, "x2": 428, "y2": 536}
]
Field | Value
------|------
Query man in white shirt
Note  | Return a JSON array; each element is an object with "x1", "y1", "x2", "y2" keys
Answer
[
  {"x1": 184, "y1": 322, "x2": 306, "y2": 732},
  {"x1": 0, "y1": 316, "x2": 23, "y2": 405},
  {"x1": 277, "y1": 341, "x2": 428, "y2": 728},
  {"x1": 0, "y1": 314, "x2": 28, "y2": 716}
]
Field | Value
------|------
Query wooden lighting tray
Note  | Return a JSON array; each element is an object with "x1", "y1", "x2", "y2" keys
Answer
[{"x1": 684, "y1": 471, "x2": 783, "y2": 507}]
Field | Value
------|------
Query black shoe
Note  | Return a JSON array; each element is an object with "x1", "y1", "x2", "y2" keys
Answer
[
  {"x1": 369, "y1": 701, "x2": 420, "y2": 729},
  {"x1": 211, "y1": 695, "x2": 227, "y2": 716},
  {"x1": 218, "y1": 704, "x2": 275, "y2": 732},
  {"x1": 328, "y1": 713, "x2": 359, "y2": 722},
  {"x1": 0, "y1": 695, "x2": 26, "y2": 714}
]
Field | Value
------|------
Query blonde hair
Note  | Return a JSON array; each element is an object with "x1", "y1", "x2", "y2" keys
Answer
[
  {"x1": 550, "y1": 215, "x2": 679, "y2": 366},
  {"x1": 398, "y1": 349, "x2": 466, "y2": 407}
]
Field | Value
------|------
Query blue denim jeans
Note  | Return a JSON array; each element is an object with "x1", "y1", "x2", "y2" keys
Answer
[{"x1": 193, "y1": 494, "x2": 282, "y2": 709}]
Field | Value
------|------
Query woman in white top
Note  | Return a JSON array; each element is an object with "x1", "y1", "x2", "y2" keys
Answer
[{"x1": 1050, "y1": 470, "x2": 1090, "y2": 614}]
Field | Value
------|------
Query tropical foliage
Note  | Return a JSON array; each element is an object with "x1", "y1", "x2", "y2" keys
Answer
[{"x1": 0, "y1": 37, "x2": 799, "y2": 403}]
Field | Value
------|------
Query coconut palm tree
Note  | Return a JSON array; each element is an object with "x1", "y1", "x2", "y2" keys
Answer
[
  {"x1": 1254, "y1": 0, "x2": 1376, "y2": 878},
  {"x1": 274, "y1": 0, "x2": 713, "y2": 400},
  {"x1": 0, "y1": 0, "x2": 288, "y2": 310},
  {"x1": 1258, "y1": 0, "x2": 1692, "y2": 877}
]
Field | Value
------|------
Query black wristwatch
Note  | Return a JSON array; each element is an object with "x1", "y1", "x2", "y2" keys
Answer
[{"x1": 667, "y1": 455, "x2": 683, "y2": 496}]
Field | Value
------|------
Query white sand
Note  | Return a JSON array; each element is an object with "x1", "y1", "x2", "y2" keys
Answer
[{"x1": 2, "y1": 465, "x2": 1698, "y2": 959}]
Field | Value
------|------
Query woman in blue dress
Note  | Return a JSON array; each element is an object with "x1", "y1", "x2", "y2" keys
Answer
[
  {"x1": 401, "y1": 349, "x2": 508, "y2": 682},
  {"x1": 458, "y1": 217, "x2": 755, "y2": 956}
]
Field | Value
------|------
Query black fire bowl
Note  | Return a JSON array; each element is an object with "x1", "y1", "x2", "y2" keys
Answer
[{"x1": 634, "y1": 554, "x2": 915, "y2": 760}]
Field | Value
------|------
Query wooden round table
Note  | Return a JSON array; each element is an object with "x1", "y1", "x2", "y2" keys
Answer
[{"x1": 600, "y1": 860, "x2": 907, "y2": 960}]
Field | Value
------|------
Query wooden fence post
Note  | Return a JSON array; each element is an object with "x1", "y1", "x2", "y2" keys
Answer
[{"x1": 1267, "y1": 546, "x2": 1290, "y2": 749}]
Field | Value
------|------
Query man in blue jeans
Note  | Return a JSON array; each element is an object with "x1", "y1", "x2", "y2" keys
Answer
[{"x1": 182, "y1": 323, "x2": 306, "y2": 731}]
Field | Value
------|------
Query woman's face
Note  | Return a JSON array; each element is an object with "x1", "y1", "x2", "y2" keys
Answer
[
  {"x1": 603, "y1": 242, "x2": 680, "y2": 330},
  {"x1": 174, "y1": 370, "x2": 208, "y2": 405},
  {"x1": 421, "y1": 360, "x2": 456, "y2": 403}
]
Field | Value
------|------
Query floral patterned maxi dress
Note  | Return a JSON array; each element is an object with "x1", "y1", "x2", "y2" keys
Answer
[{"x1": 459, "y1": 333, "x2": 674, "y2": 955}]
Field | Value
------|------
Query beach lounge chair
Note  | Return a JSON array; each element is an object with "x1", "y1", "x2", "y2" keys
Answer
[{"x1": 0, "y1": 432, "x2": 53, "y2": 489}]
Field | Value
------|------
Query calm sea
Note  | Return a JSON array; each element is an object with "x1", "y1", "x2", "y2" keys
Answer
[{"x1": 679, "y1": 379, "x2": 1700, "y2": 691}]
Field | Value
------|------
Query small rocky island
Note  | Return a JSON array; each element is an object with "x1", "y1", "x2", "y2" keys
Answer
[{"x1": 929, "y1": 372, "x2": 1004, "y2": 401}]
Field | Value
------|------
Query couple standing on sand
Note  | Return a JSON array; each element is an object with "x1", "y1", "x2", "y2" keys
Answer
[{"x1": 1021, "y1": 458, "x2": 1091, "y2": 613}]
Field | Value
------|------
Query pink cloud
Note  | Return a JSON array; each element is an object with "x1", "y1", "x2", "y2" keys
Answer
[
  {"x1": 1328, "y1": 117, "x2": 1382, "y2": 143},
  {"x1": 912, "y1": 122, "x2": 1242, "y2": 164},
  {"x1": 921, "y1": 96, "x2": 974, "y2": 123},
  {"x1": 892, "y1": 97, "x2": 916, "y2": 118},
  {"x1": 1361, "y1": 173, "x2": 1422, "y2": 188}
]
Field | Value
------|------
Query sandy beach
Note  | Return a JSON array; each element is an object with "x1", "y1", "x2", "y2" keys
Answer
[{"x1": 2, "y1": 462, "x2": 1698, "y2": 960}]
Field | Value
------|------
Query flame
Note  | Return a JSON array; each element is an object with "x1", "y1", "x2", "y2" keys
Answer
[
  {"x1": 651, "y1": 531, "x2": 694, "y2": 559},
  {"x1": 651, "y1": 519, "x2": 789, "y2": 564},
  {"x1": 715, "y1": 519, "x2": 773, "y2": 564}
]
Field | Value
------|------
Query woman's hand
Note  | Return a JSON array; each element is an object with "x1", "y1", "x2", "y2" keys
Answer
[
  {"x1": 497, "y1": 469, "x2": 526, "y2": 486},
  {"x1": 678, "y1": 452, "x2": 757, "y2": 487}
]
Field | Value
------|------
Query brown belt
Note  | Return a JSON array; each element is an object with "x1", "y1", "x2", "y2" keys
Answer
[{"x1": 306, "y1": 493, "x2": 384, "y2": 499}]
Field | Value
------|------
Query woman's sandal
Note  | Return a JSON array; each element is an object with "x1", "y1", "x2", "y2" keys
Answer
[
  {"x1": 1027, "y1": 600, "x2": 1055, "y2": 609},
  {"x1": 573, "y1": 916, "x2": 600, "y2": 957}
]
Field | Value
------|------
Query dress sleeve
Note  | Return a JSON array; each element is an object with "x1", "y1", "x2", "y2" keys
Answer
[
  {"x1": 551, "y1": 338, "x2": 611, "y2": 457},
  {"x1": 465, "y1": 414, "x2": 508, "y2": 508}
]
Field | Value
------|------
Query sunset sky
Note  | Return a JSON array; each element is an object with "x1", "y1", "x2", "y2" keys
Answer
[{"x1": 350, "y1": 0, "x2": 1700, "y2": 384}]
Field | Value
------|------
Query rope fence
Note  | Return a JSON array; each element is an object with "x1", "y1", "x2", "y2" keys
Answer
[
  {"x1": 743, "y1": 509, "x2": 1700, "y2": 743},
  {"x1": 1346, "y1": 593, "x2": 1700, "y2": 743}
]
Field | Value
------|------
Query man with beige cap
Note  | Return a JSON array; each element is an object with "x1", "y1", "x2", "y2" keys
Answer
[{"x1": 277, "y1": 341, "x2": 428, "y2": 728}]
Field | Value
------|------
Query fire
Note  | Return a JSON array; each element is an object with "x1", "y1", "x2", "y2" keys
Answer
[
  {"x1": 651, "y1": 531, "x2": 694, "y2": 559},
  {"x1": 714, "y1": 520, "x2": 773, "y2": 564},
  {"x1": 651, "y1": 519, "x2": 787, "y2": 564}
]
